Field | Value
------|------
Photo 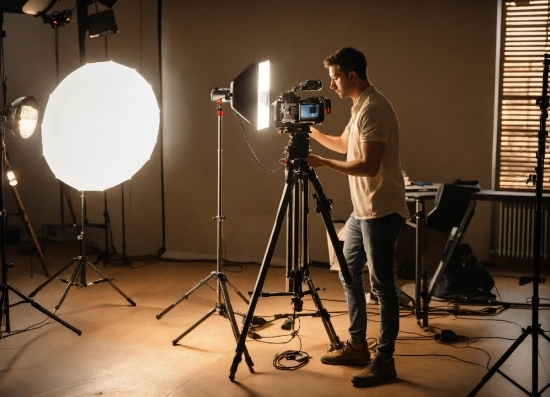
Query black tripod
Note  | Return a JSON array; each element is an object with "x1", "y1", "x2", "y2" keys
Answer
[
  {"x1": 468, "y1": 54, "x2": 550, "y2": 397},
  {"x1": 29, "y1": 191, "x2": 136, "y2": 312},
  {"x1": 229, "y1": 129, "x2": 353, "y2": 381}
]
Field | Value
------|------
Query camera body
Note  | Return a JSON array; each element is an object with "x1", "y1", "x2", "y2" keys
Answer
[{"x1": 273, "y1": 80, "x2": 331, "y2": 132}]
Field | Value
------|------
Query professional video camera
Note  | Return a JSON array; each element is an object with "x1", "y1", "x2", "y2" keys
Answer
[{"x1": 273, "y1": 80, "x2": 331, "y2": 133}]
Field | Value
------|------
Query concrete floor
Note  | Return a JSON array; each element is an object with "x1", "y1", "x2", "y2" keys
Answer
[{"x1": 0, "y1": 238, "x2": 549, "y2": 397}]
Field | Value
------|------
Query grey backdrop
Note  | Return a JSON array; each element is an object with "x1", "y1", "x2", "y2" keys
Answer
[{"x1": 2, "y1": 0, "x2": 498, "y2": 268}]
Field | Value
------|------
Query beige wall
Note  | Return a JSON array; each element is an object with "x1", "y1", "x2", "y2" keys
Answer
[{"x1": 2, "y1": 0, "x2": 498, "y2": 269}]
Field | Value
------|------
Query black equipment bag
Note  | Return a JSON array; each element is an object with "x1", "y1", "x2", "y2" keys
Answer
[{"x1": 433, "y1": 243, "x2": 496, "y2": 301}]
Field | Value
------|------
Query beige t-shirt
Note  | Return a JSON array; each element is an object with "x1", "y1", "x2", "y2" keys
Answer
[{"x1": 346, "y1": 85, "x2": 409, "y2": 220}]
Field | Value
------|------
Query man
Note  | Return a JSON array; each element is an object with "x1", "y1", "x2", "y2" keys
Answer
[{"x1": 305, "y1": 47, "x2": 409, "y2": 387}]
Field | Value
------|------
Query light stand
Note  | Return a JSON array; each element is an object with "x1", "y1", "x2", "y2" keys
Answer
[
  {"x1": 468, "y1": 53, "x2": 550, "y2": 397},
  {"x1": 156, "y1": 60, "x2": 269, "y2": 359},
  {"x1": 48, "y1": 190, "x2": 136, "y2": 313},
  {"x1": 229, "y1": 129, "x2": 353, "y2": 381},
  {"x1": 27, "y1": 188, "x2": 135, "y2": 299},
  {"x1": 0, "y1": 107, "x2": 80, "y2": 337},
  {"x1": 155, "y1": 98, "x2": 254, "y2": 372},
  {"x1": 34, "y1": 61, "x2": 158, "y2": 308}
]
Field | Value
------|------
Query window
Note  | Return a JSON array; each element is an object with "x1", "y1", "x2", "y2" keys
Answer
[{"x1": 496, "y1": 0, "x2": 550, "y2": 191}]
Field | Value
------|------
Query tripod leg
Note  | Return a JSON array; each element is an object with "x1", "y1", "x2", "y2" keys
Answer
[
  {"x1": 218, "y1": 275, "x2": 254, "y2": 373},
  {"x1": 468, "y1": 327, "x2": 531, "y2": 397},
  {"x1": 225, "y1": 278, "x2": 250, "y2": 305},
  {"x1": 86, "y1": 261, "x2": 136, "y2": 306},
  {"x1": 307, "y1": 169, "x2": 352, "y2": 284},
  {"x1": 28, "y1": 259, "x2": 77, "y2": 298},
  {"x1": 0, "y1": 284, "x2": 10, "y2": 334},
  {"x1": 304, "y1": 276, "x2": 342, "y2": 350},
  {"x1": 55, "y1": 258, "x2": 84, "y2": 311},
  {"x1": 229, "y1": 171, "x2": 297, "y2": 381},
  {"x1": 7, "y1": 285, "x2": 81, "y2": 335},
  {"x1": 156, "y1": 271, "x2": 217, "y2": 319},
  {"x1": 172, "y1": 306, "x2": 218, "y2": 345}
]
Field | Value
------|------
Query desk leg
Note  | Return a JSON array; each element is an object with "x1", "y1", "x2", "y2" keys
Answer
[{"x1": 414, "y1": 198, "x2": 427, "y2": 326}]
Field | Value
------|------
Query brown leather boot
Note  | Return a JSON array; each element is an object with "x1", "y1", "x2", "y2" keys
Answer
[
  {"x1": 351, "y1": 356, "x2": 396, "y2": 387},
  {"x1": 320, "y1": 342, "x2": 370, "y2": 366}
]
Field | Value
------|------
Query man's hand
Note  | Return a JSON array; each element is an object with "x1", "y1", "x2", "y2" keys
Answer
[{"x1": 305, "y1": 154, "x2": 326, "y2": 169}]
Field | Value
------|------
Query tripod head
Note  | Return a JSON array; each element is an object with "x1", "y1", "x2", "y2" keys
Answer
[{"x1": 283, "y1": 127, "x2": 311, "y2": 161}]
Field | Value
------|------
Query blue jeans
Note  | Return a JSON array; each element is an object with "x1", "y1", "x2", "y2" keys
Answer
[{"x1": 339, "y1": 212, "x2": 405, "y2": 359}]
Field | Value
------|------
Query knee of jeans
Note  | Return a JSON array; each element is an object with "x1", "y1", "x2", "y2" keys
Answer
[
  {"x1": 371, "y1": 285, "x2": 398, "y2": 300},
  {"x1": 338, "y1": 268, "x2": 364, "y2": 286}
]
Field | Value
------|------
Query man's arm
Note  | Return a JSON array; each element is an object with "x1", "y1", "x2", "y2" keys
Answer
[
  {"x1": 306, "y1": 141, "x2": 385, "y2": 177},
  {"x1": 309, "y1": 126, "x2": 348, "y2": 154}
]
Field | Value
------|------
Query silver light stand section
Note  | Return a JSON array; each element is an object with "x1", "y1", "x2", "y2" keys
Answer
[{"x1": 154, "y1": 94, "x2": 254, "y2": 373}]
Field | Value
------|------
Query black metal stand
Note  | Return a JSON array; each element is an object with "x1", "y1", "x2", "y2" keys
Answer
[
  {"x1": 0, "y1": 126, "x2": 81, "y2": 336},
  {"x1": 28, "y1": 192, "x2": 136, "y2": 312},
  {"x1": 229, "y1": 130, "x2": 353, "y2": 381},
  {"x1": 468, "y1": 53, "x2": 550, "y2": 397},
  {"x1": 155, "y1": 100, "x2": 253, "y2": 372},
  {"x1": 0, "y1": 10, "x2": 80, "y2": 337}
]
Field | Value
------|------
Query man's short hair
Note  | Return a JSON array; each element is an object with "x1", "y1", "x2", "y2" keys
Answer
[{"x1": 323, "y1": 47, "x2": 368, "y2": 80}]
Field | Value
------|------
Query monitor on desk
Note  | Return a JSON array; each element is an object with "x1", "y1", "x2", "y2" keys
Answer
[{"x1": 426, "y1": 183, "x2": 480, "y2": 234}]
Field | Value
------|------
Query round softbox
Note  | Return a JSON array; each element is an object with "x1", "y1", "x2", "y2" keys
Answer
[{"x1": 42, "y1": 61, "x2": 159, "y2": 191}]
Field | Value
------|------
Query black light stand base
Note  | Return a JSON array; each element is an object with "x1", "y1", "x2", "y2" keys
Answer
[
  {"x1": 54, "y1": 256, "x2": 136, "y2": 311},
  {"x1": 28, "y1": 249, "x2": 132, "y2": 298},
  {"x1": 468, "y1": 325, "x2": 550, "y2": 397},
  {"x1": 156, "y1": 271, "x2": 254, "y2": 373},
  {"x1": 1, "y1": 283, "x2": 81, "y2": 336}
]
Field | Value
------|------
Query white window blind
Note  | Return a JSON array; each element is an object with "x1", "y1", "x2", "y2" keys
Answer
[{"x1": 497, "y1": 0, "x2": 550, "y2": 191}]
